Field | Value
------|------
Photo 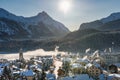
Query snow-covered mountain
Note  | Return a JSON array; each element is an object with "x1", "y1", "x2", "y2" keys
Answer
[
  {"x1": 80, "y1": 12, "x2": 120, "y2": 31},
  {"x1": 101, "y1": 12, "x2": 120, "y2": 23},
  {"x1": 0, "y1": 8, "x2": 70, "y2": 39},
  {"x1": 26, "y1": 11, "x2": 69, "y2": 36},
  {"x1": 0, "y1": 8, "x2": 25, "y2": 22}
]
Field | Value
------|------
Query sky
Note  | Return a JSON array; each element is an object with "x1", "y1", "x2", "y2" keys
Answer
[{"x1": 0, "y1": 0, "x2": 120, "y2": 31}]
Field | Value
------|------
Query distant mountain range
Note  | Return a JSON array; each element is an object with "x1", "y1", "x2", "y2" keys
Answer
[
  {"x1": 1, "y1": 8, "x2": 120, "y2": 53},
  {"x1": 0, "y1": 8, "x2": 70, "y2": 41},
  {"x1": 57, "y1": 12, "x2": 120, "y2": 52},
  {"x1": 80, "y1": 12, "x2": 120, "y2": 31}
]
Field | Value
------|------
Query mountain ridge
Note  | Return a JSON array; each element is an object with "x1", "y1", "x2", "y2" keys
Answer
[
  {"x1": 0, "y1": 8, "x2": 70, "y2": 40},
  {"x1": 56, "y1": 12, "x2": 120, "y2": 52},
  {"x1": 79, "y1": 12, "x2": 120, "y2": 31}
]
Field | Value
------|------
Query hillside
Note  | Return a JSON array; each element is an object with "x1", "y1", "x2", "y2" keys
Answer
[{"x1": 0, "y1": 8, "x2": 70, "y2": 40}]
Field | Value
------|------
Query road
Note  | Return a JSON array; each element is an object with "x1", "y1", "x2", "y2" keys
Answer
[{"x1": 53, "y1": 59, "x2": 63, "y2": 79}]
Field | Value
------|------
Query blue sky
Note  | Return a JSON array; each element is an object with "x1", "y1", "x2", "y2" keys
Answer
[{"x1": 0, "y1": 0, "x2": 120, "y2": 31}]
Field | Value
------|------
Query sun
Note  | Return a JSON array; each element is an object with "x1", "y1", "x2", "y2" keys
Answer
[{"x1": 59, "y1": 0, "x2": 72, "y2": 14}]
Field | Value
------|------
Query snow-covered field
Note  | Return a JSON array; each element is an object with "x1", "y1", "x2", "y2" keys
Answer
[{"x1": 0, "y1": 49, "x2": 67, "y2": 60}]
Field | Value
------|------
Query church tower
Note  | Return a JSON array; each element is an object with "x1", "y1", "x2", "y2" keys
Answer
[{"x1": 19, "y1": 48, "x2": 24, "y2": 61}]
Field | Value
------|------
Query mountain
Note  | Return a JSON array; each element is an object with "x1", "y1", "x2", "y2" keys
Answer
[
  {"x1": 79, "y1": 12, "x2": 120, "y2": 31},
  {"x1": 101, "y1": 12, "x2": 120, "y2": 23},
  {"x1": 57, "y1": 30, "x2": 120, "y2": 52},
  {"x1": 0, "y1": 8, "x2": 70, "y2": 40},
  {"x1": 0, "y1": 8, "x2": 25, "y2": 22},
  {"x1": 55, "y1": 12, "x2": 120, "y2": 52},
  {"x1": 98, "y1": 19, "x2": 120, "y2": 31},
  {"x1": 25, "y1": 12, "x2": 120, "y2": 52},
  {"x1": 2, "y1": 8, "x2": 120, "y2": 53},
  {"x1": 26, "y1": 11, "x2": 70, "y2": 36},
  {"x1": 79, "y1": 20, "x2": 103, "y2": 30}
]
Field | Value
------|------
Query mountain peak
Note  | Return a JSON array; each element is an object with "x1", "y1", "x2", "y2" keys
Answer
[
  {"x1": 41, "y1": 11, "x2": 47, "y2": 14},
  {"x1": 37, "y1": 11, "x2": 49, "y2": 17},
  {"x1": 31, "y1": 11, "x2": 52, "y2": 22},
  {"x1": 0, "y1": 8, "x2": 70, "y2": 36}
]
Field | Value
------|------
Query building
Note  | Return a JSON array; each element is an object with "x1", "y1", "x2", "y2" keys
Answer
[
  {"x1": 108, "y1": 74, "x2": 120, "y2": 80},
  {"x1": 19, "y1": 48, "x2": 24, "y2": 61},
  {"x1": 22, "y1": 69, "x2": 35, "y2": 80},
  {"x1": 109, "y1": 64, "x2": 118, "y2": 73},
  {"x1": 114, "y1": 63, "x2": 120, "y2": 73},
  {"x1": 86, "y1": 63, "x2": 102, "y2": 78},
  {"x1": 101, "y1": 53, "x2": 120, "y2": 64},
  {"x1": 62, "y1": 74, "x2": 93, "y2": 80},
  {"x1": 71, "y1": 63, "x2": 85, "y2": 74}
]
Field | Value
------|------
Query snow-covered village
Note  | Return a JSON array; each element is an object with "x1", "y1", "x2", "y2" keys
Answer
[
  {"x1": 0, "y1": 46, "x2": 120, "y2": 80},
  {"x1": 1, "y1": 0, "x2": 120, "y2": 80}
]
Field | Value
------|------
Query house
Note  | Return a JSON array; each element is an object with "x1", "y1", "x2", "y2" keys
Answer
[
  {"x1": 86, "y1": 63, "x2": 102, "y2": 78},
  {"x1": 62, "y1": 74, "x2": 93, "y2": 80},
  {"x1": 101, "y1": 53, "x2": 120, "y2": 64},
  {"x1": 114, "y1": 63, "x2": 120, "y2": 73},
  {"x1": 71, "y1": 63, "x2": 85, "y2": 74},
  {"x1": 108, "y1": 74, "x2": 120, "y2": 80},
  {"x1": 109, "y1": 64, "x2": 118, "y2": 73},
  {"x1": 21, "y1": 69, "x2": 36, "y2": 80},
  {"x1": 99, "y1": 74, "x2": 106, "y2": 80},
  {"x1": 75, "y1": 58, "x2": 89, "y2": 66}
]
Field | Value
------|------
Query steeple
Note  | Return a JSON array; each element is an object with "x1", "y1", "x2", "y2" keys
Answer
[{"x1": 19, "y1": 48, "x2": 24, "y2": 61}]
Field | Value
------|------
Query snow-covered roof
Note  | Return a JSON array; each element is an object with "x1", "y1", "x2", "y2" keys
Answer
[
  {"x1": 114, "y1": 63, "x2": 120, "y2": 67},
  {"x1": 12, "y1": 71, "x2": 20, "y2": 75},
  {"x1": 76, "y1": 58, "x2": 89, "y2": 63},
  {"x1": 46, "y1": 72, "x2": 56, "y2": 80},
  {"x1": 93, "y1": 62, "x2": 101, "y2": 68},
  {"x1": 0, "y1": 64, "x2": 5, "y2": 67},
  {"x1": 30, "y1": 65, "x2": 37, "y2": 68},
  {"x1": 85, "y1": 63, "x2": 93, "y2": 68},
  {"x1": 22, "y1": 69, "x2": 35, "y2": 76},
  {"x1": 0, "y1": 63, "x2": 10, "y2": 68},
  {"x1": 36, "y1": 68, "x2": 42, "y2": 72},
  {"x1": 0, "y1": 68, "x2": 4, "y2": 75},
  {"x1": 71, "y1": 63, "x2": 82, "y2": 68},
  {"x1": 82, "y1": 56, "x2": 88, "y2": 60},
  {"x1": 62, "y1": 57, "x2": 72, "y2": 62},
  {"x1": 91, "y1": 50, "x2": 99, "y2": 58},
  {"x1": 99, "y1": 74, "x2": 105, "y2": 80},
  {"x1": 95, "y1": 59, "x2": 100, "y2": 62},
  {"x1": 34, "y1": 60, "x2": 42, "y2": 63},
  {"x1": 85, "y1": 62, "x2": 101, "y2": 68},
  {"x1": 109, "y1": 74, "x2": 120, "y2": 78},
  {"x1": 62, "y1": 74, "x2": 93, "y2": 80},
  {"x1": 50, "y1": 66, "x2": 55, "y2": 71},
  {"x1": 107, "y1": 74, "x2": 120, "y2": 80}
]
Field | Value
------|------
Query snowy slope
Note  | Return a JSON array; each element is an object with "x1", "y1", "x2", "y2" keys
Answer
[
  {"x1": 26, "y1": 11, "x2": 69, "y2": 35},
  {"x1": 0, "y1": 8, "x2": 26, "y2": 22},
  {"x1": 0, "y1": 8, "x2": 70, "y2": 38},
  {"x1": 79, "y1": 12, "x2": 120, "y2": 30},
  {"x1": 101, "y1": 12, "x2": 120, "y2": 23}
]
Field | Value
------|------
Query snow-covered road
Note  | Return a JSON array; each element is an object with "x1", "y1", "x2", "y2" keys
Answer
[{"x1": 54, "y1": 59, "x2": 63, "y2": 78}]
